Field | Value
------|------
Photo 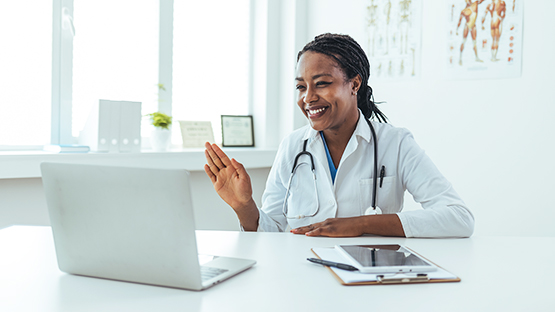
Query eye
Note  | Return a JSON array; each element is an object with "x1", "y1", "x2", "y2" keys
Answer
[
  {"x1": 316, "y1": 81, "x2": 331, "y2": 87},
  {"x1": 296, "y1": 84, "x2": 306, "y2": 90}
]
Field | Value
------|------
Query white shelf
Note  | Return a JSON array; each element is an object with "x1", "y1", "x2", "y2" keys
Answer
[{"x1": 0, "y1": 148, "x2": 277, "y2": 179}]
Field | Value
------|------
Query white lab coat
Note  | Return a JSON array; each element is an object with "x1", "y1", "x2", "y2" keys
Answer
[{"x1": 256, "y1": 111, "x2": 475, "y2": 238}]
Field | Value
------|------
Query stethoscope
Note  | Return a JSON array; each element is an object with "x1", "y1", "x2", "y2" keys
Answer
[{"x1": 282, "y1": 117, "x2": 383, "y2": 219}]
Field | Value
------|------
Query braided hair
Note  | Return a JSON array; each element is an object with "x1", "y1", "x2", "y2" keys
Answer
[{"x1": 297, "y1": 33, "x2": 387, "y2": 123}]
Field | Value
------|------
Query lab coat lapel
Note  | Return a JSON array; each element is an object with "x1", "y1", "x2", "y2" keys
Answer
[{"x1": 335, "y1": 112, "x2": 373, "y2": 186}]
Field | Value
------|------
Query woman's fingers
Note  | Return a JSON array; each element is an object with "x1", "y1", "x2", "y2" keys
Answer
[
  {"x1": 204, "y1": 150, "x2": 220, "y2": 176},
  {"x1": 204, "y1": 164, "x2": 217, "y2": 183},
  {"x1": 204, "y1": 142, "x2": 227, "y2": 170},
  {"x1": 204, "y1": 142, "x2": 241, "y2": 183},
  {"x1": 291, "y1": 222, "x2": 320, "y2": 234},
  {"x1": 292, "y1": 224, "x2": 327, "y2": 236},
  {"x1": 305, "y1": 227, "x2": 323, "y2": 236},
  {"x1": 231, "y1": 158, "x2": 248, "y2": 177},
  {"x1": 204, "y1": 143, "x2": 216, "y2": 166},
  {"x1": 211, "y1": 143, "x2": 233, "y2": 167}
]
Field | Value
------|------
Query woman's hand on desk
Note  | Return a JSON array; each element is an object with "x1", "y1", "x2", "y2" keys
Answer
[
  {"x1": 291, "y1": 217, "x2": 367, "y2": 237},
  {"x1": 291, "y1": 215, "x2": 406, "y2": 237},
  {"x1": 204, "y1": 143, "x2": 259, "y2": 230}
]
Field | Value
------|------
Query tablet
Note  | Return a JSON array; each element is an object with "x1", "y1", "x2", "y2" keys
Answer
[{"x1": 335, "y1": 244, "x2": 438, "y2": 274}]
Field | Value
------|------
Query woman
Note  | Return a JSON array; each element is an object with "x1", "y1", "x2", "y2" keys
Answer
[{"x1": 204, "y1": 33, "x2": 474, "y2": 238}]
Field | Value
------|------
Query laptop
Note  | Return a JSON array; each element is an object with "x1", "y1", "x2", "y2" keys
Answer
[{"x1": 40, "y1": 162, "x2": 256, "y2": 291}]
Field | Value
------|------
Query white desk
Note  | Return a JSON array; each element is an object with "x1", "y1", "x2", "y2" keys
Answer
[{"x1": 0, "y1": 226, "x2": 552, "y2": 312}]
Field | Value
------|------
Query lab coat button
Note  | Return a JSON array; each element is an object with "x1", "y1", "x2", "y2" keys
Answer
[{"x1": 328, "y1": 199, "x2": 335, "y2": 206}]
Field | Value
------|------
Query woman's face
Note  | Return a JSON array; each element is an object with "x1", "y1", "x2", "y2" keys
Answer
[{"x1": 295, "y1": 51, "x2": 360, "y2": 133}]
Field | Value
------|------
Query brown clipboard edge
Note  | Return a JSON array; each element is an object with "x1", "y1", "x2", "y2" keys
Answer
[{"x1": 311, "y1": 247, "x2": 461, "y2": 286}]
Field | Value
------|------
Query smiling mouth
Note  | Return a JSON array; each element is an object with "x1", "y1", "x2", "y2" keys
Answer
[{"x1": 307, "y1": 107, "x2": 327, "y2": 117}]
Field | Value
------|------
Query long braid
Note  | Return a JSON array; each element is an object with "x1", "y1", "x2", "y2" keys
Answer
[{"x1": 297, "y1": 33, "x2": 387, "y2": 123}]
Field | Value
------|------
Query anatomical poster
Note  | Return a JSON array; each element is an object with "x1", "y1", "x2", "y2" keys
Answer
[
  {"x1": 445, "y1": 0, "x2": 523, "y2": 79},
  {"x1": 364, "y1": 0, "x2": 423, "y2": 81}
]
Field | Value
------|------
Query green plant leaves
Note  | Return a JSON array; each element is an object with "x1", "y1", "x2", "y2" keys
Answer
[{"x1": 146, "y1": 112, "x2": 172, "y2": 129}]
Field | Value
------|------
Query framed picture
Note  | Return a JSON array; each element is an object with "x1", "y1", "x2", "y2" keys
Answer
[
  {"x1": 178, "y1": 120, "x2": 215, "y2": 148},
  {"x1": 221, "y1": 115, "x2": 254, "y2": 147}
]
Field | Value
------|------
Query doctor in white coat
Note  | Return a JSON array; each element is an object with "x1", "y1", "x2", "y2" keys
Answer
[{"x1": 204, "y1": 33, "x2": 474, "y2": 238}]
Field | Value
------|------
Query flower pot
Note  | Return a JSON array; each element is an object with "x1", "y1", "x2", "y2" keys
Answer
[{"x1": 151, "y1": 127, "x2": 171, "y2": 152}]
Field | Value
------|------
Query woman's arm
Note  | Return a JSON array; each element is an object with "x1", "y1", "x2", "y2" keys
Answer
[
  {"x1": 204, "y1": 143, "x2": 259, "y2": 231},
  {"x1": 395, "y1": 130, "x2": 474, "y2": 238}
]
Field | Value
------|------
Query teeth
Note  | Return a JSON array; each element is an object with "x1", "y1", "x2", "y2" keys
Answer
[{"x1": 308, "y1": 107, "x2": 326, "y2": 115}]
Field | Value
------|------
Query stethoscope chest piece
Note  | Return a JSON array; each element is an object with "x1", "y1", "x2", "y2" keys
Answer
[{"x1": 364, "y1": 206, "x2": 383, "y2": 215}]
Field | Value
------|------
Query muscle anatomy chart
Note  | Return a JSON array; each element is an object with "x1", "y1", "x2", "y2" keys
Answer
[{"x1": 445, "y1": 0, "x2": 523, "y2": 79}]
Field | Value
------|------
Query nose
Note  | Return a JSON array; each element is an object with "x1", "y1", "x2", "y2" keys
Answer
[{"x1": 303, "y1": 87, "x2": 318, "y2": 105}]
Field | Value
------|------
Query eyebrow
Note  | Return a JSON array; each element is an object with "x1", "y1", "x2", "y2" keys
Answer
[{"x1": 295, "y1": 73, "x2": 333, "y2": 81}]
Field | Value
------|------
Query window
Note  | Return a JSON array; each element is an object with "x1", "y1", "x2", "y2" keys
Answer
[
  {"x1": 172, "y1": 0, "x2": 251, "y2": 144},
  {"x1": 72, "y1": 0, "x2": 159, "y2": 139},
  {"x1": 0, "y1": 0, "x2": 252, "y2": 149},
  {"x1": 0, "y1": 1, "x2": 52, "y2": 146}
]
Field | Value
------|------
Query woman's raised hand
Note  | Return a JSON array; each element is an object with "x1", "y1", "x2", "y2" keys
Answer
[{"x1": 204, "y1": 143, "x2": 258, "y2": 229}]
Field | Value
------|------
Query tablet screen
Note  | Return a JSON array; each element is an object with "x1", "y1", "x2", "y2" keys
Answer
[{"x1": 338, "y1": 244, "x2": 432, "y2": 268}]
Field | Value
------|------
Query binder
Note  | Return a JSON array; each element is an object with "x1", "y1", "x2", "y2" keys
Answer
[
  {"x1": 79, "y1": 100, "x2": 112, "y2": 152},
  {"x1": 311, "y1": 247, "x2": 461, "y2": 286},
  {"x1": 118, "y1": 101, "x2": 142, "y2": 153},
  {"x1": 79, "y1": 100, "x2": 142, "y2": 153},
  {"x1": 107, "y1": 100, "x2": 121, "y2": 153}
]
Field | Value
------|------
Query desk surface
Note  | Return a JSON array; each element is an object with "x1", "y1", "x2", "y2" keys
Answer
[{"x1": 0, "y1": 226, "x2": 552, "y2": 312}]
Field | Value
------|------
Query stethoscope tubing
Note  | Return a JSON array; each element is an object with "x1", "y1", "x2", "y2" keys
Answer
[
  {"x1": 291, "y1": 140, "x2": 314, "y2": 172},
  {"x1": 282, "y1": 117, "x2": 379, "y2": 219},
  {"x1": 366, "y1": 118, "x2": 378, "y2": 210}
]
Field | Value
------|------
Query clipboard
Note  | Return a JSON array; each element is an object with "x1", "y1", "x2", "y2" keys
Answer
[{"x1": 311, "y1": 247, "x2": 461, "y2": 286}]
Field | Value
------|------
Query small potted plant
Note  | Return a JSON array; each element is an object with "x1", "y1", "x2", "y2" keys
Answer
[{"x1": 147, "y1": 111, "x2": 172, "y2": 151}]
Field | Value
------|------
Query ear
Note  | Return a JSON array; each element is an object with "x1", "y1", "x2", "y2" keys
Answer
[{"x1": 351, "y1": 75, "x2": 362, "y2": 94}]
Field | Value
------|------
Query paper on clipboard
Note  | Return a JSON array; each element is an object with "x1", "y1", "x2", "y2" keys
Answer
[{"x1": 312, "y1": 247, "x2": 459, "y2": 285}]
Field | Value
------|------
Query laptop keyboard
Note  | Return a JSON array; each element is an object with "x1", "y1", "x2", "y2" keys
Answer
[{"x1": 200, "y1": 266, "x2": 228, "y2": 281}]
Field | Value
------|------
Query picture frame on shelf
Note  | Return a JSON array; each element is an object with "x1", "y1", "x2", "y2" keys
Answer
[
  {"x1": 178, "y1": 121, "x2": 215, "y2": 148},
  {"x1": 221, "y1": 115, "x2": 254, "y2": 147}
]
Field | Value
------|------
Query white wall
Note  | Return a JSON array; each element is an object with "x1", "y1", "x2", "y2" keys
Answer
[{"x1": 304, "y1": 0, "x2": 555, "y2": 236}]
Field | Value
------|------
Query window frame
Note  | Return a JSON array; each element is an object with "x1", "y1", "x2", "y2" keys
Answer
[
  {"x1": 53, "y1": 0, "x2": 250, "y2": 147},
  {"x1": 1, "y1": 0, "x2": 303, "y2": 151},
  {"x1": 52, "y1": 0, "x2": 74, "y2": 145}
]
